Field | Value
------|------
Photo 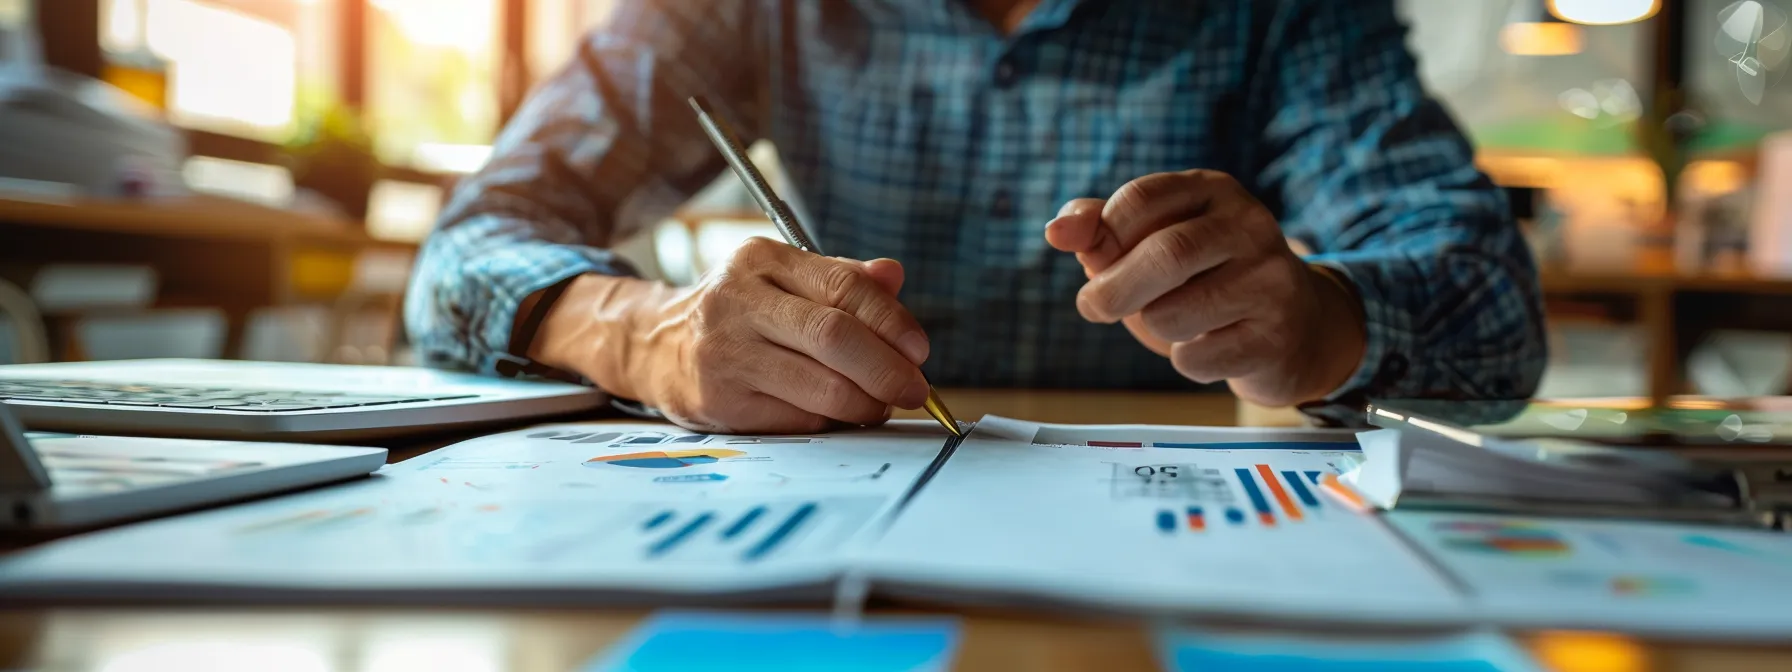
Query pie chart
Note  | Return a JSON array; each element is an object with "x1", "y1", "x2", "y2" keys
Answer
[{"x1": 585, "y1": 449, "x2": 746, "y2": 469}]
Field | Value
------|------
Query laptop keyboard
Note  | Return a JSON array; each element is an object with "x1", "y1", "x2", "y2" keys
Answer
[{"x1": 0, "y1": 379, "x2": 479, "y2": 412}]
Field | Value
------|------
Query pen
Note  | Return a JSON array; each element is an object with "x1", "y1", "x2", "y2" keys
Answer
[{"x1": 687, "y1": 95, "x2": 962, "y2": 437}]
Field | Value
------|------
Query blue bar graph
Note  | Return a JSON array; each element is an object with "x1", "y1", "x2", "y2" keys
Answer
[
  {"x1": 643, "y1": 510, "x2": 675, "y2": 531},
  {"x1": 722, "y1": 506, "x2": 767, "y2": 540},
  {"x1": 1224, "y1": 507, "x2": 1245, "y2": 525},
  {"x1": 1235, "y1": 468, "x2": 1275, "y2": 525},
  {"x1": 1282, "y1": 471, "x2": 1321, "y2": 508},
  {"x1": 1156, "y1": 510, "x2": 1176, "y2": 533},
  {"x1": 1304, "y1": 471, "x2": 1322, "y2": 485},
  {"x1": 647, "y1": 512, "x2": 715, "y2": 557},
  {"x1": 744, "y1": 503, "x2": 818, "y2": 562}
]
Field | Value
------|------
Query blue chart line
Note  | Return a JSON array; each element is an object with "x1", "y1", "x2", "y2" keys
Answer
[
  {"x1": 744, "y1": 503, "x2": 818, "y2": 562},
  {"x1": 643, "y1": 510, "x2": 675, "y2": 531},
  {"x1": 1153, "y1": 441, "x2": 1361, "y2": 451},
  {"x1": 1234, "y1": 468, "x2": 1274, "y2": 524},
  {"x1": 1303, "y1": 471, "x2": 1322, "y2": 485},
  {"x1": 722, "y1": 506, "x2": 767, "y2": 540},
  {"x1": 1281, "y1": 471, "x2": 1321, "y2": 508},
  {"x1": 648, "y1": 512, "x2": 715, "y2": 557},
  {"x1": 1225, "y1": 507, "x2": 1245, "y2": 525},
  {"x1": 1156, "y1": 510, "x2": 1176, "y2": 534}
]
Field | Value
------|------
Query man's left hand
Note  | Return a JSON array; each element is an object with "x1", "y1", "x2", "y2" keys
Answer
[{"x1": 1044, "y1": 169, "x2": 1366, "y2": 407}]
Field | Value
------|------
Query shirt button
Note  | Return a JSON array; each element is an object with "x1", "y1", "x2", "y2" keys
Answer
[
  {"x1": 990, "y1": 190, "x2": 1014, "y2": 218},
  {"x1": 994, "y1": 57, "x2": 1018, "y2": 87}
]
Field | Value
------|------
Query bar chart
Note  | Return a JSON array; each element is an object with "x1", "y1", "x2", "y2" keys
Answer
[
  {"x1": 1155, "y1": 464, "x2": 1328, "y2": 534},
  {"x1": 632, "y1": 497, "x2": 882, "y2": 564}
]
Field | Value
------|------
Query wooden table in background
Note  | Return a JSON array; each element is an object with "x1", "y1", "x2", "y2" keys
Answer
[
  {"x1": 0, "y1": 194, "x2": 416, "y2": 359},
  {"x1": 3, "y1": 391, "x2": 1792, "y2": 671}
]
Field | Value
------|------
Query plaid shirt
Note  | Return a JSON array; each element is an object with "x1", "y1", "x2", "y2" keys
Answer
[{"x1": 405, "y1": 0, "x2": 1546, "y2": 417}]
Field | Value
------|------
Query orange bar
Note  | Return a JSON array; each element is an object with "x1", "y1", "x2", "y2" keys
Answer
[
  {"x1": 1255, "y1": 464, "x2": 1304, "y2": 522},
  {"x1": 1319, "y1": 473, "x2": 1371, "y2": 513}
]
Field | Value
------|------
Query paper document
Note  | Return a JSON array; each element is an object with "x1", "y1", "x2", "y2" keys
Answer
[
  {"x1": 1389, "y1": 511, "x2": 1792, "y2": 637},
  {"x1": 858, "y1": 416, "x2": 1466, "y2": 623},
  {"x1": 0, "y1": 421, "x2": 951, "y2": 600}
]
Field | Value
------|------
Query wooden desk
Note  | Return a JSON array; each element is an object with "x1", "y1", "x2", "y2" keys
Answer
[{"x1": 3, "y1": 391, "x2": 1791, "y2": 671}]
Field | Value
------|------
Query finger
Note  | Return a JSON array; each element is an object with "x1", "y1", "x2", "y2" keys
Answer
[
  {"x1": 720, "y1": 393, "x2": 836, "y2": 435},
  {"x1": 860, "y1": 258, "x2": 905, "y2": 296},
  {"x1": 667, "y1": 390, "x2": 832, "y2": 435},
  {"x1": 751, "y1": 290, "x2": 930, "y2": 409},
  {"x1": 739, "y1": 343, "x2": 889, "y2": 425},
  {"x1": 1136, "y1": 261, "x2": 1257, "y2": 343},
  {"x1": 1168, "y1": 321, "x2": 1282, "y2": 384},
  {"x1": 776, "y1": 252, "x2": 931, "y2": 365},
  {"x1": 1044, "y1": 199, "x2": 1108, "y2": 253},
  {"x1": 1120, "y1": 313, "x2": 1174, "y2": 357},
  {"x1": 1078, "y1": 218, "x2": 1231, "y2": 323},
  {"x1": 1101, "y1": 170, "x2": 1246, "y2": 252}
]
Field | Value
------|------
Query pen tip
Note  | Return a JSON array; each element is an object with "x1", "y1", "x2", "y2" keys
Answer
[{"x1": 922, "y1": 388, "x2": 962, "y2": 437}]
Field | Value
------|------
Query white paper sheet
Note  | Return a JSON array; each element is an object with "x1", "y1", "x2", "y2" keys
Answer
[
  {"x1": 1387, "y1": 511, "x2": 1792, "y2": 638},
  {"x1": 0, "y1": 421, "x2": 952, "y2": 599},
  {"x1": 857, "y1": 417, "x2": 1467, "y2": 624}
]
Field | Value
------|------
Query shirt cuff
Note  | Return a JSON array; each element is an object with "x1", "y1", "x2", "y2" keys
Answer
[
  {"x1": 1295, "y1": 255, "x2": 1412, "y2": 426},
  {"x1": 462, "y1": 243, "x2": 638, "y2": 377}
]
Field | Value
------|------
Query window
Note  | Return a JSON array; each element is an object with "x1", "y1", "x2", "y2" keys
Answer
[
  {"x1": 525, "y1": 0, "x2": 618, "y2": 83},
  {"x1": 1688, "y1": 0, "x2": 1792, "y2": 154},
  {"x1": 366, "y1": 0, "x2": 503, "y2": 172},
  {"x1": 0, "y1": 0, "x2": 28, "y2": 28},
  {"x1": 1400, "y1": 0, "x2": 1650, "y2": 156},
  {"x1": 0, "y1": 0, "x2": 31, "y2": 64},
  {"x1": 98, "y1": 0, "x2": 339, "y2": 143}
]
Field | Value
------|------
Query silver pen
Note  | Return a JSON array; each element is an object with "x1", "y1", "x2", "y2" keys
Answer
[{"x1": 687, "y1": 95, "x2": 962, "y2": 437}]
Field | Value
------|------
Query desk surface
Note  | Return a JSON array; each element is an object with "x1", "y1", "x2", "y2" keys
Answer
[{"x1": 4, "y1": 391, "x2": 1792, "y2": 672}]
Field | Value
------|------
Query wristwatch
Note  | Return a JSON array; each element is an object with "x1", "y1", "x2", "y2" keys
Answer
[
  {"x1": 497, "y1": 274, "x2": 666, "y2": 420},
  {"x1": 494, "y1": 275, "x2": 584, "y2": 383}
]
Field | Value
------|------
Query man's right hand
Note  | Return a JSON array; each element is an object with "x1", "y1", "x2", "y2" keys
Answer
[{"x1": 528, "y1": 237, "x2": 933, "y2": 434}]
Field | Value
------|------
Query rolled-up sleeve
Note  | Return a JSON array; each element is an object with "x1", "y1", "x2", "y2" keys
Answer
[
  {"x1": 1251, "y1": 0, "x2": 1548, "y2": 417},
  {"x1": 404, "y1": 0, "x2": 765, "y2": 375}
]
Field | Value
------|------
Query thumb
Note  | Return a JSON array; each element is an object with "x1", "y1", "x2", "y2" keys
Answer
[{"x1": 859, "y1": 258, "x2": 905, "y2": 296}]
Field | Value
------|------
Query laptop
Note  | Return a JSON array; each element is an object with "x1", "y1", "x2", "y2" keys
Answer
[
  {"x1": 0, "y1": 402, "x2": 387, "y2": 531},
  {"x1": 0, "y1": 359, "x2": 607, "y2": 441}
]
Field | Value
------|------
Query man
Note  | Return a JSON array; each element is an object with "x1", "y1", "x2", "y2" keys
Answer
[{"x1": 405, "y1": 0, "x2": 1547, "y2": 434}]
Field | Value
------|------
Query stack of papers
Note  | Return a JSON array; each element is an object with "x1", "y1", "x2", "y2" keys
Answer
[
  {"x1": 1338, "y1": 429, "x2": 1742, "y2": 516},
  {"x1": 4, "y1": 417, "x2": 1792, "y2": 638}
]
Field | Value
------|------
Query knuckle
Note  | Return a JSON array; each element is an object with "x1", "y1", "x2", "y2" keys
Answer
[
  {"x1": 866, "y1": 365, "x2": 910, "y2": 403},
  {"x1": 810, "y1": 308, "x2": 858, "y2": 352},
  {"x1": 818, "y1": 263, "x2": 869, "y2": 307},
  {"x1": 1111, "y1": 176, "x2": 1166, "y2": 221},
  {"x1": 816, "y1": 376, "x2": 858, "y2": 414},
  {"x1": 1156, "y1": 227, "x2": 1202, "y2": 267},
  {"x1": 736, "y1": 236, "x2": 784, "y2": 261}
]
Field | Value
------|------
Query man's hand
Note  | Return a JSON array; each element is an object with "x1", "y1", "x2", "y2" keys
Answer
[
  {"x1": 529, "y1": 237, "x2": 932, "y2": 434},
  {"x1": 1044, "y1": 169, "x2": 1366, "y2": 407}
]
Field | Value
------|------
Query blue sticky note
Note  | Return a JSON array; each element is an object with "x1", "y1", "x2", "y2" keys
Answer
[
  {"x1": 588, "y1": 611, "x2": 961, "y2": 672},
  {"x1": 1156, "y1": 628, "x2": 1544, "y2": 672}
]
